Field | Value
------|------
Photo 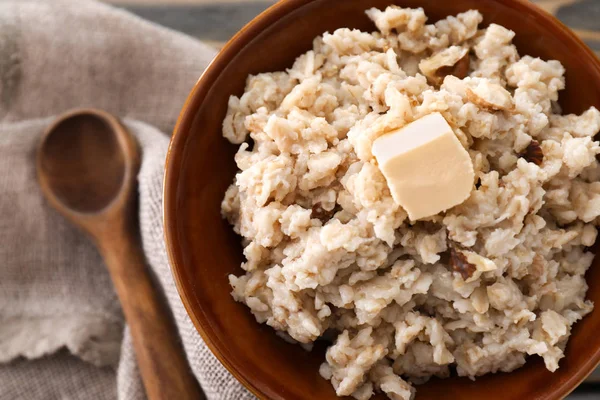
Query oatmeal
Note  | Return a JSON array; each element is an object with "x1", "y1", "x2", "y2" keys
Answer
[{"x1": 220, "y1": 6, "x2": 600, "y2": 400}]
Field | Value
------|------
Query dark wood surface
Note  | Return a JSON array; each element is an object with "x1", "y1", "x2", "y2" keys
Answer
[
  {"x1": 105, "y1": 0, "x2": 600, "y2": 396},
  {"x1": 105, "y1": 0, "x2": 600, "y2": 56},
  {"x1": 37, "y1": 109, "x2": 204, "y2": 400}
]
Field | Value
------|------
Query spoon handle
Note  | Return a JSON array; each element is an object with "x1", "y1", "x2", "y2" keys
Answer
[{"x1": 99, "y1": 224, "x2": 203, "y2": 400}]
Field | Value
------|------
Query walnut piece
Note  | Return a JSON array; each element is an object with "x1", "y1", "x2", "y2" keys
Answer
[
  {"x1": 449, "y1": 246, "x2": 476, "y2": 280},
  {"x1": 466, "y1": 84, "x2": 514, "y2": 112},
  {"x1": 434, "y1": 53, "x2": 470, "y2": 83},
  {"x1": 419, "y1": 46, "x2": 470, "y2": 86},
  {"x1": 519, "y1": 140, "x2": 544, "y2": 166}
]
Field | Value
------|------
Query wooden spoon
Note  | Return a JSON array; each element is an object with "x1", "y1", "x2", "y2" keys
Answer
[{"x1": 36, "y1": 108, "x2": 203, "y2": 400}]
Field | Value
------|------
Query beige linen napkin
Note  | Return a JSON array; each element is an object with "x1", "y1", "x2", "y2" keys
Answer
[{"x1": 0, "y1": 1, "x2": 254, "y2": 399}]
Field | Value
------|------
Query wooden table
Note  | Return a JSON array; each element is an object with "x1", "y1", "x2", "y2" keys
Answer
[
  {"x1": 105, "y1": 0, "x2": 600, "y2": 55},
  {"x1": 103, "y1": 0, "x2": 600, "y2": 397}
]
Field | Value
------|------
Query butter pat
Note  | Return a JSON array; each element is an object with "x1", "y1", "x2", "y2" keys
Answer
[{"x1": 372, "y1": 112, "x2": 474, "y2": 220}]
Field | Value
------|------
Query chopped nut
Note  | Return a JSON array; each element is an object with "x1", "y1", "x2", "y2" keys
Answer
[
  {"x1": 519, "y1": 140, "x2": 544, "y2": 166},
  {"x1": 449, "y1": 246, "x2": 476, "y2": 280},
  {"x1": 466, "y1": 86, "x2": 514, "y2": 112},
  {"x1": 434, "y1": 53, "x2": 470, "y2": 83},
  {"x1": 419, "y1": 46, "x2": 470, "y2": 86}
]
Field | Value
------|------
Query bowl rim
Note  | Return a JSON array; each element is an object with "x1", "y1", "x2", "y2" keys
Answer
[{"x1": 164, "y1": 0, "x2": 600, "y2": 398}]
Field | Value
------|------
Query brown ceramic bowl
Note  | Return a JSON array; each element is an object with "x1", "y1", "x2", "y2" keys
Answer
[{"x1": 164, "y1": 0, "x2": 600, "y2": 399}]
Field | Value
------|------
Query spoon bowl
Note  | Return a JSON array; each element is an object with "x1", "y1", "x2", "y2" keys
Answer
[{"x1": 37, "y1": 109, "x2": 138, "y2": 235}]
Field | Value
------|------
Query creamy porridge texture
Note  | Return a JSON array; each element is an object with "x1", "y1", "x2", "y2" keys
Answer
[{"x1": 220, "y1": 6, "x2": 600, "y2": 400}]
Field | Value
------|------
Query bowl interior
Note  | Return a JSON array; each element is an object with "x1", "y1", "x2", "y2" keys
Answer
[{"x1": 165, "y1": 0, "x2": 600, "y2": 399}]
